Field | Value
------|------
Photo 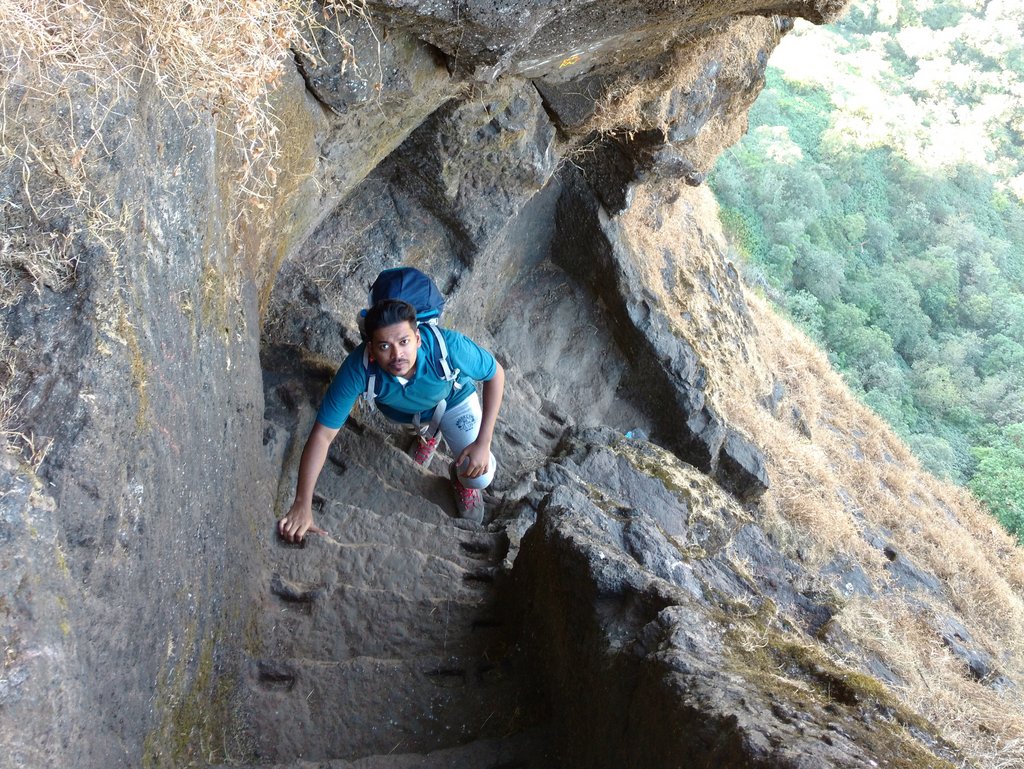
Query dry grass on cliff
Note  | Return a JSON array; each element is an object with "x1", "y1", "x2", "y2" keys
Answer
[
  {"x1": 619, "y1": 181, "x2": 1024, "y2": 767},
  {"x1": 0, "y1": 0, "x2": 364, "y2": 462},
  {"x1": 0, "y1": 0, "x2": 362, "y2": 306},
  {"x1": 579, "y1": 15, "x2": 778, "y2": 174},
  {"x1": 734, "y1": 291, "x2": 1024, "y2": 769},
  {"x1": 833, "y1": 594, "x2": 1024, "y2": 768}
]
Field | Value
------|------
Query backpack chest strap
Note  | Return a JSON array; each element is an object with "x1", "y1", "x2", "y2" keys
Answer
[{"x1": 412, "y1": 397, "x2": 447, "y2": 439}]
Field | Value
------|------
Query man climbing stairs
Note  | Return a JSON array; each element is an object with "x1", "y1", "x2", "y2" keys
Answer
[{"x1": 220, "y1": 382, "x2": 553, "y2": 768}]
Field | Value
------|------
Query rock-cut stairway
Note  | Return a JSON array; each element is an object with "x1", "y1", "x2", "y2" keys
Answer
[{"x1": 224, "y1": 409, "x2": 553, "y2": 768}]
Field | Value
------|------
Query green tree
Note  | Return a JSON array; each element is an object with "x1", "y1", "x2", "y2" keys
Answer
[
  {"x1": 981, "y1": 334, "x2": 1024, "y2": 378},
  {"x1": 785, "y1": 289, "x2": 826, "y2": 340},
  {"x1": 825, "y1": 302, "x2": 898, "y2": 375},
  {"x1": 793, "y1": 244, "x2": 845, "y2": 303},
  {"x1": 842, "y1": 212, "x2": 868, "y2": 243},
  {"x1": 908, "y1": 433, "x2": 958, "y2": 480},
  {"x1": 992, "y1": 293, "x2": 1024, "y2": 340},
  {"x1": 869, "y1": 268, "x2": 932, "y2": 360},
  {"x1": 864, "y1": 390, "x2": 912, "y2": 435},
  {"x1": 971, "y1": 373, "x2": 1024, "y2": 427},
  {"x1": 911, "y1": 363, "x2": 962, "y2": 418},
  {"x1": 863, "y1": 217, "x2": 897, "y2": 259},
  {"x1": 906, "y1": 246, "x2": 960, "y2": 329},
  {"x1": 921, "y1": 1, "x2": 966, "y2": 31},
  {"x1": 960, "y1": 288, "x2": 994, "y2": 329},
  {"x1": 970, "y1": 424, "x2": 1024, "y2": 541}
]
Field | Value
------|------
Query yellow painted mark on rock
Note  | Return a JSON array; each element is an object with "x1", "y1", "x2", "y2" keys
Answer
[{"x1": 559, "y1": 54, "x2": 581, "y2": 68}]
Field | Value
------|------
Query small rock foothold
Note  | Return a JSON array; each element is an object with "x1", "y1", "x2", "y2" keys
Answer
[{"x1": 715, "y1": 429, "x2": 769, "y2": 502}]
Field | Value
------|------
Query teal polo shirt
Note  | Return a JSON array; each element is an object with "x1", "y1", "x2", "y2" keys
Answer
[{"x1": 316, "y1": 327, "x2": 497, "y2": 429}]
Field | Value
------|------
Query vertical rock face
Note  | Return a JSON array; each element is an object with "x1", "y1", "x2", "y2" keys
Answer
[
  {"x1": 0, "y1": 458, "x2": 76, "y2": 769},
  {"x1": 0, "y1": 76, "x2": 289, "y2": 764}
]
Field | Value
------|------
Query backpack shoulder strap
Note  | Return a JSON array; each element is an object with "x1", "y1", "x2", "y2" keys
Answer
[
  {"x1": 361, "y1": 345, "x2": 379, "y2": 409},
  {"x1": 421, "y1": 321, "x2": 462, "y2": 390}
]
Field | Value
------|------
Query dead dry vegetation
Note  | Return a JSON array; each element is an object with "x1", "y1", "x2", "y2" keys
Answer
[
  {"x1": 0, "y1": 0, "x2": 354, "y2": 284},
  {"x1": 580, "y1": 15, "x2": 780, "y2": 174},
  {"x1": 0, "y1": 0, "x2": 363, "y2": 454},
  {"x1": 620, "y1": 181, "x2": 1024, "y2": 767}
]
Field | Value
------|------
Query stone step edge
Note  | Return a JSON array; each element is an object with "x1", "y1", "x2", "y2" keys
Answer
[{"x1": 205, "y1": 726, "x2": 550, "y2": 769}]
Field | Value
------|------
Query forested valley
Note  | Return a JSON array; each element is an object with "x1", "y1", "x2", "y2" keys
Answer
[{"x1": 711, "y1": 0, "x2": 1024, "y2": 539}]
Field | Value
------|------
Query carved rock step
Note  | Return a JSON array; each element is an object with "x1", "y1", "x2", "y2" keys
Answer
[
  {"x1": 242, "y1": 654, "x2": 533, "y2": 763},
  {"x1": 268, "y1": 582, "x2": 506, "y2": 662},
  {"x1": 269, "y1": 503, "x2": 503, "y2": 596},
  {"x1": 315, "y1": 470, "x2": 457, "y2": 529},
  {"x1": 210, "y1": 727, "x2": 553, "y2": 768},
  {"x1": 277, "y1": 540, "x2": 499, "y2": 601},
  {"x1": 316, "y1": 504, "x2": 508, "y2": 563},
  {"x1": 265, "y1": 505, "x2": 507, "y2": 660},
  {"x1": 315, "y1": 427, "x2": 460, "y2": 525}
]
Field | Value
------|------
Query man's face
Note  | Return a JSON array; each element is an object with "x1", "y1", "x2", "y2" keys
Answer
[{"x1": 370, "y1": 321, "x2": 420, "y2": 378}]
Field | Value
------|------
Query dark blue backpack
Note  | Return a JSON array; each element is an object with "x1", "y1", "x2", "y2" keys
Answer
[
  {"x1": 359, "y1": 267, "x2": 462, "y2": 416},
  {"x1": 367, "y1": 267, "x2": 445, "y2": 322}
]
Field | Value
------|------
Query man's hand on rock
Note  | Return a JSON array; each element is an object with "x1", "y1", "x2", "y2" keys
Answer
[
  {"x1": 456, "y1": 440, "x2": 491, "y2": 479},
  {"x1": 278, "y1": 499, "x2": 327, "y2": 543}
]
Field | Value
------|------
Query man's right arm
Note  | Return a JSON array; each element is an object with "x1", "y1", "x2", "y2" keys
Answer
[{"x1": 278, "y1": 421, "x2": 340, "y2": 543}]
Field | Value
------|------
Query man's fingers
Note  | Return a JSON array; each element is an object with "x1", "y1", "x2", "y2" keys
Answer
[
  {"x1": 278, "y1": 516, "x2": 308, "y2": 543},
  {"x1": 276, "y1": 514, "x2": 323, "y2": 544},
  {"x1": 455, "y1": 451, "x2": 484, "y2": 478}
]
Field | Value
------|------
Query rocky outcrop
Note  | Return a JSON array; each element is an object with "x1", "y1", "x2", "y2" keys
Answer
[
  {"x1": 15, "y1": 1, "x2": 1007, "y2": 768},
  {"x1": 367, "y1": 0, "x2": 846, "y2": 79},
  {"x1": 511, "y1": 429, "x2": 964, "y2": 768},
  {"x1": 552, "y1": 169, "x2": 769, "y2": 498}
]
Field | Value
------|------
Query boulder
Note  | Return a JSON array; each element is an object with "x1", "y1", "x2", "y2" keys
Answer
[
  {"x1": 511, "y1": 431, "x2": 964, "y2": 768},
  {"x1": 367, "y1": 0, "x2": 848, "y2": 79}
]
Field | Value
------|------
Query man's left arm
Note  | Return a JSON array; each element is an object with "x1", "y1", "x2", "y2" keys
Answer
[{"x1": 458, "y1": 361, "x2": 504, "y2": 478}]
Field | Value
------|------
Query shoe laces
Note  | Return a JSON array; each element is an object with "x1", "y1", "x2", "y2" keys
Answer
[
  {"x1": 413, "y1": 435, "x2": 439, "y2": 464},
  {"x1": 453, "y1": 479, "x2": 480, "y2": 507}
]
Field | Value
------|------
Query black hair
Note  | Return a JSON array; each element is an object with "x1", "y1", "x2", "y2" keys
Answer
[{"x1": 364, "y1": 299, "x2": 417, "y2": 338}]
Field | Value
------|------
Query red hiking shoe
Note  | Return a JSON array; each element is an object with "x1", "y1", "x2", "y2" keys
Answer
[
  {"x1": 449, "y1": 462, "x2": 484, "y2": 522},
  {"x1": 410, "y1": 434, "x2": 440, "y2": 467}
]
